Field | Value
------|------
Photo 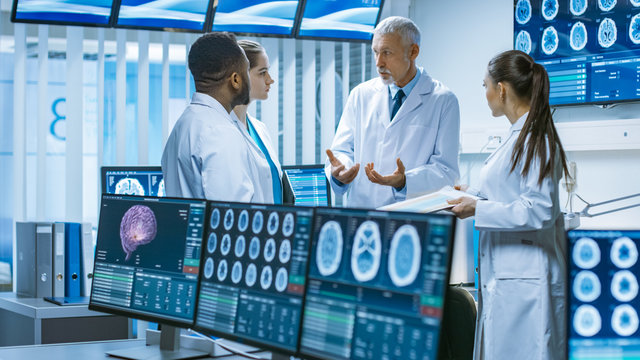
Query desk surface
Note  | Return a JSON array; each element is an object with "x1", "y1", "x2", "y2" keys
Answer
[
  {"x1": 0, "y1": 339, "x2": 276, "y2": 360},
  {"x1": 0, "y1": 292, "x2": 109, "y2": 319}
]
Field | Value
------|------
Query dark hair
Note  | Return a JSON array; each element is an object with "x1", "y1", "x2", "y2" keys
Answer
[
  {"x1": 237, "y1": 40, "x2": 265, "y2": 69},
  {"x1": 188, "y1": 32, "x2": 247, "y2": 91},
  {"x1": 487, "y1": 50, "x2": 568, "y2": 185}
]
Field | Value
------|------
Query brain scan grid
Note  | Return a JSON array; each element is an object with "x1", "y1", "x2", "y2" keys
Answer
[
  {"x1": 301, "y1": 209, "x2": 454, "y2": 360},
  {"x1": 568, "y1": 230, "x2": 640, "y2": 359},
  {"x1": 195, "y1": 203, "x2": 314, "y2": 353}
]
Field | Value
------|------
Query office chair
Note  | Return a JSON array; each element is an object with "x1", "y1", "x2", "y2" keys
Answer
[{"x1": 438, "y1": 285, "x2": 477, "y2": 360}]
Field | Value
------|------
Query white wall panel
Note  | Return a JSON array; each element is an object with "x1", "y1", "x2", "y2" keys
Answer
[
  {"x1": 282, "y1": 39, "x2": 296, "y2": 165},
  {"x1": 65, "y1": 27, "x2": 83, "y2": 222},
  {"x1": 137, "y1": 31, "x2": 150, "y2": 164},
  {"x1": 320, "y1": 42, "x2": 335, "y2": 154},
  {"x1": 261, "y1": 38, "x2": 280, "y2": 160},
  {"x1": 342, "y1": 43, "x2": 349, "y2": 106},
  {"x1": 97, "y1": 28, "x2": 105, "y2": 194},
  {"x1": 116, "y1": 29, "x2": 127, "y2": 164},
  {"x1": 162, "y1": 32, "x2": 170, "y2": 144},
  {"x1": 37, "y1": 25, "x2": 48, "y2": 220},
  {"x1": 302, "y1": 41, "x2": 316, "y2": 164}
]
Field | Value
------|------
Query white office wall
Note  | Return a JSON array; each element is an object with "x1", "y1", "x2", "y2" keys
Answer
[{"x1": 411, "y1": 0, "x2": 640, "y2": 229}]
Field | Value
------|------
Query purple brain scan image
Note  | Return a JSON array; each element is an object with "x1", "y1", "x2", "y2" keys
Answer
[{"x1": 120, "y1": 205, "x2": 157, "y2": 260}]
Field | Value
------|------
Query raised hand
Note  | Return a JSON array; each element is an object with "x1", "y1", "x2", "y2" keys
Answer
[{"x1": 326, "y1": 149, "x2": 360, "y2": 185}]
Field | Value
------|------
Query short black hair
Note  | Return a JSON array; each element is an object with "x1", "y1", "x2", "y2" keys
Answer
[{"x1": 188, "y1": 32, "x2": 247, "y2": 87}]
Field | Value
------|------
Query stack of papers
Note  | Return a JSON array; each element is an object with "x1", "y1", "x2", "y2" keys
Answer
[{"x1": 379, "y1": 186, "x2": 480, "y2": 213}]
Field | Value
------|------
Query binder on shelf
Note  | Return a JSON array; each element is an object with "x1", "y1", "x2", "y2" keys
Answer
[
  {"x1": 35, "y1": 224, "x2": 53, "y2": 298},
  {"x1": 16, "y1": 222, "x2": 37, "y2": 298},
  {"x1": 81, "y1": 223, "x2": 94, "y2": 297},
  {"x1": 64, "y1": 222, "x2": 82, "y2": 297},
  {"x1": 52, "y1": 223, "x2": 66, "y2": 297}
]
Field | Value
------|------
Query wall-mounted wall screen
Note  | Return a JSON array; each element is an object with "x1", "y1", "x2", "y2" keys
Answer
[
  {"x1": 513, "y1": 0, "x2": 640, "y2": 106},
  {"x1": 115, "y1": 0, "x2": 212, "y2": 32},
  {"x1": 11, "y1": 0, "x2": 116, "y2": 27},
  {"x1": 296, "y1": 0, "x2": 385, "y2": 42},
  {"x1": 210, "y1": 0, "x2": 303, "y2": 37}
]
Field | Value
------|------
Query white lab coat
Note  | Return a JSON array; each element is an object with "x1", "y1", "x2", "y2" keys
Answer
[
  {"x1": 325, "y1": 68, "x2": 460, "y2": 208},
  {"x1": 245, "y1": 114, "x2": 283, "y2": 181},
  {"x1": 161, "y1": 92, "x2": 274, "y2": 203},
  {"x1": 470, "y1": 113, "x2": 566, "y2": 360}
]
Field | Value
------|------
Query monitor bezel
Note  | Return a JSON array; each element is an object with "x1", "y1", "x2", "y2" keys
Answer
[
  {"x1": 294, "y1": 0, "x2": 386, "y2": 43},
  {"x1": 192, "y1": 200, "x2": 316, "y2": 356},
  {"x1": 88, "y1": 193, "x2": 208, "y2": 329},
  {"x1": 112, "y1": 0, "x2": 214, "y2": 33},
  {"x1": 298, "y1": 206, "x2": 456, "y2": 360},
  {"x1": 10, "y1": 0, "x2": 117, "y2": 28},
  {"x1": 100, "y1": 165, "x2": 163, "y2": 194},
  {"x1": 281, "y1": 164, "x2": 332, "y2": 207},
  {"x1": 207, "y1": 0, "x2": 305, "y2": 39}
]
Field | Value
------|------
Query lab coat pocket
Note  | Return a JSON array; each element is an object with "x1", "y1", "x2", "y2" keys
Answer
[{"x1": 492, "y1": 233, "x2": 543, "y2": 279}]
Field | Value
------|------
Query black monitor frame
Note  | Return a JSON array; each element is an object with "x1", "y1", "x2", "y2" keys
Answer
[
  {"x1": 192, "y1": 200, "x2": 316, "y2": 357},
  {"x1": 208, "y1": 0, "x2": 305, "y2": 38},
  {"x1": 294, "y1": 0, "x2": 386, "y2": 43},
  {"x1": 10, "y1": 0, "x2": 118, "y2": 28},
  {"x1": 281, "y1": 164, "x2": 332, "y2": 207},
  {"x1": 112, "y1": 0, "x2": 215, "y2": 33},
  {"x1": 299, "y1": 206, "x2": 456, "y2": 360},
  {"x1": 101, "y1": 165, "x2": 163, "y2": 195},
  {"x1": 89, "y1": 193, "x2": 208, "y2": 329}
]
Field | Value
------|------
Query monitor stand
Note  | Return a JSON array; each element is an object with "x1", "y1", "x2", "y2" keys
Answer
[{"x1": 106, "y1": 325, "x2": 209, "y2": 360}]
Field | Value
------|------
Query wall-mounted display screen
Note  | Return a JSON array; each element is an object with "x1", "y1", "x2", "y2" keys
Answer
[
  {"x1": 115, "y1": 0, "x2": 212, "y2": 32},
  {"x1": 210, "y1": 0, "x2": 303, "y2": 37},
  {"x1": 513, "y1": 0, "x2": 640, "y2": 106},
  {"x1": 11, "y1": 0, "x2": 116, "y2": 26},
  {"x1": 296, "y1": 0, "x2": 385, "y2": 42},
  {"x1": 101, "y1": 166, "x2": 165, "y2": 197},
  {"x1": 567, "y1": 229, "x2": 640, "y2": 360}
]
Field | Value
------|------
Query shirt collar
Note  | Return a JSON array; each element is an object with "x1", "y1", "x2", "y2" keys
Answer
[
  {"x1": 191, "y1": 92, "x2": 229, "y2": 116},
  {"x1": 389, "y1": 70, "x2": 421, "y2": 99},
  {"x1": 510, "y1": 112, "x2": 528, "y2": 132}
]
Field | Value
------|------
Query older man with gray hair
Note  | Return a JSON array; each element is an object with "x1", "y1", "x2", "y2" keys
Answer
[{"x1": 325, "y1": 16, "x2": 460, "y2": 208}]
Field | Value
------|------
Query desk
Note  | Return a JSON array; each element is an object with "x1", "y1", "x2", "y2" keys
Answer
[
  {"x1": 0, "y1": 339, "x2": 276, "y2": 360},
  {"x1": 0, "y1": 293, "x2": 132, "y2": 346}
]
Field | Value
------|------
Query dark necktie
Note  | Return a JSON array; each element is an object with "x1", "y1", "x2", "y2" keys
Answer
[{"x1": 391, "y1": 89, "x2": 405, "y2": 121}]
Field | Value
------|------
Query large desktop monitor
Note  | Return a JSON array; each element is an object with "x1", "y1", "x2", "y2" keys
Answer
[
  {"x1": 567, "y1": 229, "x2": 640, "y2": 360},
  {"x1": 282, "y1": 165, "x2": 331, "y2": 207},
  {"x1": 11, "y1": 0, "x2": 116, "y2": 27},
  {"x1": 296, "y1": 0, "x2": 385, "y2": 42},
  {"x1": 513, "y1": 0, "x2": 640, "y2": 106},
  {"x1": 89, "y1": 194, "x2": 208, "y2": 358},
  {"x1": 115, "y1": 0, "x2": 213, "y2": 32},
  {"x1": 299, "y1": 207, "x2": 455, "y2": 359},
  {"x1": 101, "y1": 166, "x2": 164, "y2": 197},
  {"x1": 194, "y1": 202, "x2": 314, "y2": 355},
  {"x1": 210, "y1": 0, "x2": 304, "y2": 37}
]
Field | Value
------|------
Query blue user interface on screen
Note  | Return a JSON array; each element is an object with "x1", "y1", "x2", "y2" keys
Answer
[
  {"x1": 211, "y1": 0, "x2": 302, "y2": 36},
  {"x1": 283, "y1": 167, "x2": 330, "y2": 207},
  {"x1": 116, "y1": 0, "x2": 209, "y2": 31},
  {"x1": 195, "y1": 202, "x2": 314, "y2": 353},
  {"x1": 300, "y1": 208, "x2": 454, "y2": 360},
  {"x1": 104, "y1": 168, "x2": 165, "y2": 197},
  {"x1": 297, "y1": 0, "x2": 383, "y2": 41},
  {"x1": 90, "y1": 195, "x2": 206, "y2": 325},
  {"x1": 13, "y1": 0, "x2": 115, "y2": 25},
  {"x1": 567, "y1": 230, "x2": 640, "y2": 360},
  {"x1": 513, "y1": 0, "x2": 640, "y2": 106}
]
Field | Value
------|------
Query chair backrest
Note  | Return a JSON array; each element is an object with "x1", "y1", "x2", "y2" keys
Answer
[{"x1": 438, "y1": 285, "x2": 477, "y2": 360}]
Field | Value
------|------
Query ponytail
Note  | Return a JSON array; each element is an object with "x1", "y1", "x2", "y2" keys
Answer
[{"x1": 487, "y1": 50, "x2": 569, "y2": 185}]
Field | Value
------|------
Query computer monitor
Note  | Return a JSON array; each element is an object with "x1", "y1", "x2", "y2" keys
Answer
[
  {"x1": 11, "y1": 0, "x2": 116, "y2": 27},
  {"x1": 194, "y1": 202, "x2": 314, "y2": 355},
  {"x1": 296, "y1": 0, "x2": 385, "y2": 42},
  {"x1": 101, "y1": 166, "x2": 164, "y2": 197},
  {"x1": 282, "y1": 165, "x2": 331, "y2": 207},
  {"x1": 115, "y1": 0, "x2": 213, "y2": 32},
  {"x1": 567, "y1": 229, "x2": 640, "y2": 360},
  {"x1": 89, "y1": 194, "x2": 208, "y2": 359},
  {"x1": 210, "y1": 0, "x2": 304, "y2": 37},
  {"x1": 300, "y1": 207, "x2": 455, "y2": 359}
]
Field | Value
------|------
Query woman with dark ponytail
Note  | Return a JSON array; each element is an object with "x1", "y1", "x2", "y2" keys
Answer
[{"x1": 448, "y1": 50, "x2": 569, "y2": 359}]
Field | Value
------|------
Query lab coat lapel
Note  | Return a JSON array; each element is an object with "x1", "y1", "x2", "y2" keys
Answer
[
  {"x1": 371, "y1": 79, "x2": 391, "y2": 127},
  {"x1": 389, "y1": 70, "x2": 434, "y2": 127}
]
